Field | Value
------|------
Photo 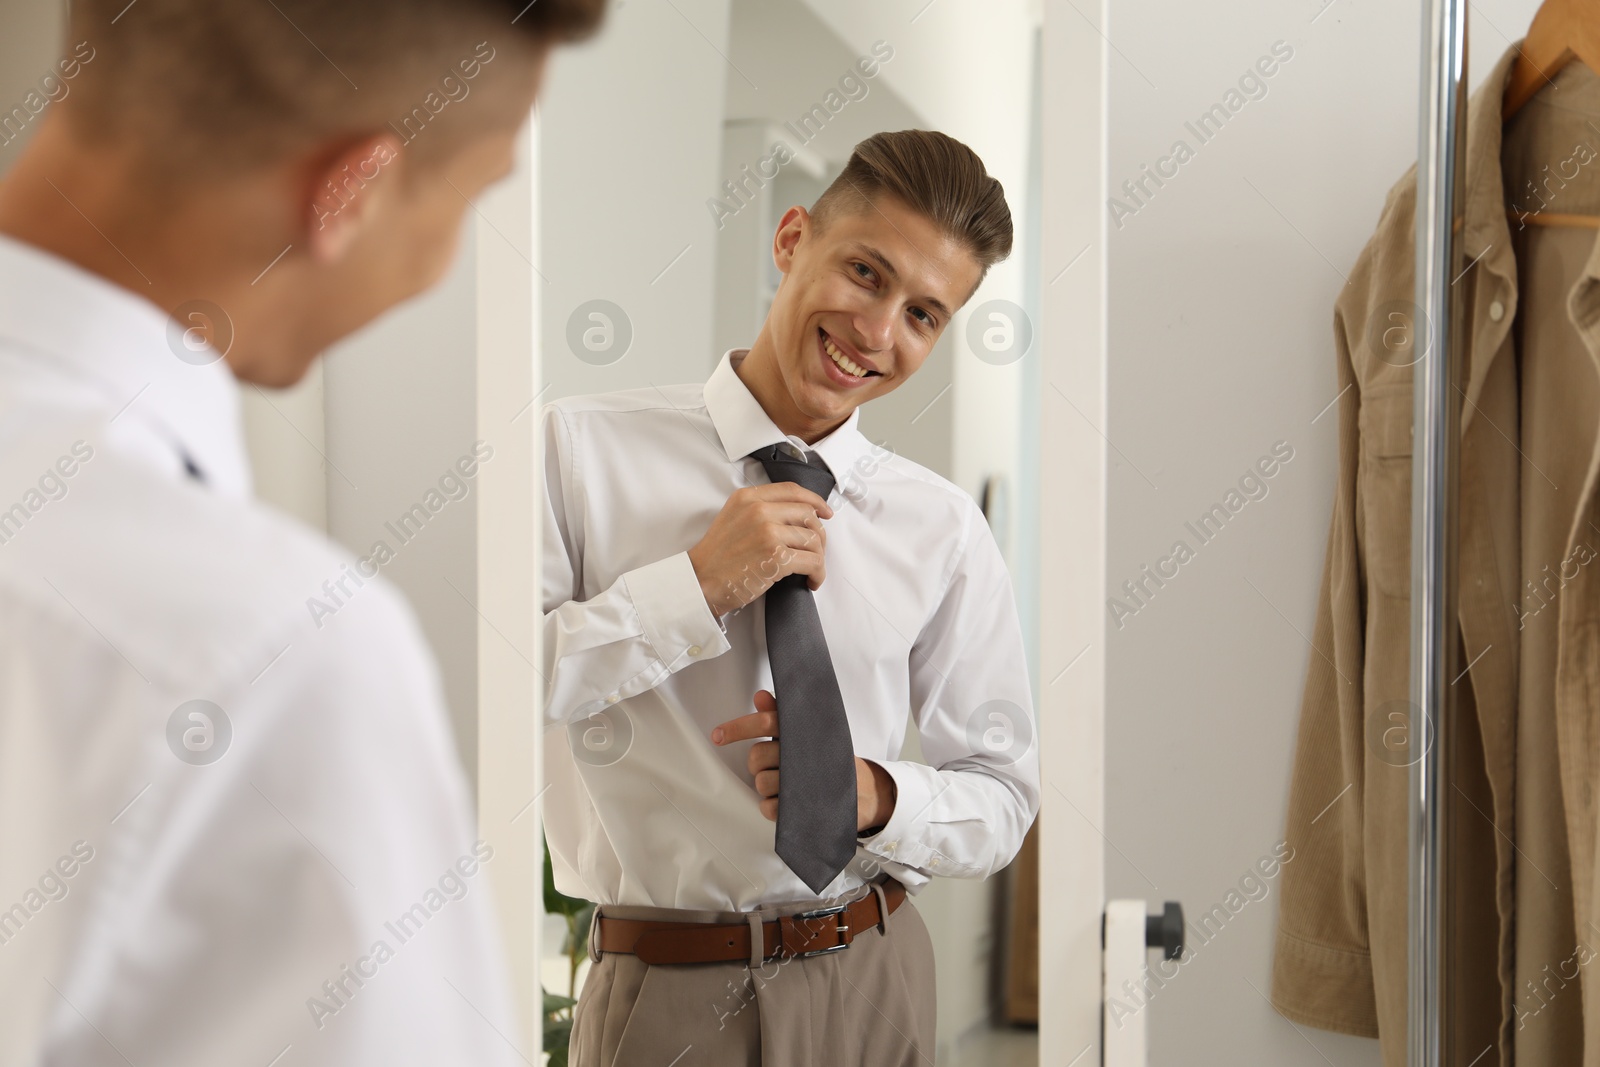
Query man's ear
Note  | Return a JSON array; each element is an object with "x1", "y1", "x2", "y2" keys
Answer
[
  {"x1": 771, "y1": 204, "x2": 809, "y2": 277},
  {"x1": 302, "y1": 132, "x2": 406, "y2": 264}
]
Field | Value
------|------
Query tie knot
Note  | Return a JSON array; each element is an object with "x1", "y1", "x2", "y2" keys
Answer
[{"x1": 749, "y1": 443, "x2": 835, "y2": 501}]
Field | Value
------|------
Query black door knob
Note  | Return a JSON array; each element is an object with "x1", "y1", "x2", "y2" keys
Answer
[{"x1": 1145, "y1": 901, "x2": 1184, "y2": 961}]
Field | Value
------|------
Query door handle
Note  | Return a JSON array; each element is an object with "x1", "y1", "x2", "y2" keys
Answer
[{"x1": 1103, "y1": 899, "x2": 1185, "y2": 1066}]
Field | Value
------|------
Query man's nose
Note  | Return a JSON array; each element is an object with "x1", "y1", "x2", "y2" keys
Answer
[{"x1": 852, "y1": 308, "x2": 895, "y2": 351}]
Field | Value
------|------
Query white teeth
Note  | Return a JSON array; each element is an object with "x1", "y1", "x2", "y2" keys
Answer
[{"x1": 823, "y1": 335, "x2": 872, "y2": 378}]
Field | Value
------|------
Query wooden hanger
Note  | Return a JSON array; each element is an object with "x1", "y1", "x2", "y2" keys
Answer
[
  {"x1": 1503, "y1": 0, "x2": 1600, "y2": 118},
  {"x1": 1501, "y1": 0, "x2": 1600, "y2": 226}
]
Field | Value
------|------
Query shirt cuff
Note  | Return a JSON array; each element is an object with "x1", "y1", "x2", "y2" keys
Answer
[
  {"x1": 854, "y1": 758, "x2": 937, "y2": 870},
  {"x1": 621, "y1": 550, "x2": 731, "y2": 670}
]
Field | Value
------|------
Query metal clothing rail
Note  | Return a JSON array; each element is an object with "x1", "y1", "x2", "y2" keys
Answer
[{"x1": 1411, "y1": 0, "x2": 1469, "y2": 1062}]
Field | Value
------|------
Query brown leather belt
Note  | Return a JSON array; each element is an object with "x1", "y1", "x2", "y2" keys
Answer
[{"x1": 596, "y1": 879, "x2": 906, "y2": 965}]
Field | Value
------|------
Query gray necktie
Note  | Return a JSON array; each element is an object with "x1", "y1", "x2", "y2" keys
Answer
[{"x1": 748, "y1": 443, "x2": 858, "y2": 893}]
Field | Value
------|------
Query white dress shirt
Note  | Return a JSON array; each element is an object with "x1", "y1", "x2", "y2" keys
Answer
[
  {"x1": 0, "y1": 234, "x2": 521, "y2": 1066},
  {"x1": 540, "y1": 349, "x2": 1040, "y2": 911}
]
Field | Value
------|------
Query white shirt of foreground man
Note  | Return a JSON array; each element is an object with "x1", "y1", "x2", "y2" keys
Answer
[
  {"x1": 540, "y1": 347, "x2": 1040, "y2": 911},
  {"x1": 0, "y1": 235, "x2": 522, "y2": 1065}
]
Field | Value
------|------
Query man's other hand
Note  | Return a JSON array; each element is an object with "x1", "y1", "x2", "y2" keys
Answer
[{"x1": 711, "y1": 688, "x2": 896, "y2": 832}]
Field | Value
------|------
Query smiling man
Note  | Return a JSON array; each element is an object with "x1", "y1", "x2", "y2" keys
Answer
[{"x1": 541, "y1": 129, "x2": 1040, "y2": 1066}]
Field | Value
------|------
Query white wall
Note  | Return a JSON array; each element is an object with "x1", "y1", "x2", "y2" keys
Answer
[
  {"x1": 536, "y1": 0, "x2": 733, "y2": 402},
  {"x1": 323, "y1": 227, "x2": 481, "y2": 781},
  {"x1": 1101, "y1": 0, "x2": 1537, "y2": 1063},
  {"x1": 239, "y1": 364, "x2": 326, "y2": 531}
]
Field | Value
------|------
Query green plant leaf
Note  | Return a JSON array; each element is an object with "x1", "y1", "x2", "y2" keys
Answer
[
  {"x1": 541, "y1": 832, "x2": 594, "y2": 1065},
  {"x1": 543, "y1": 1015, "x2": 573, "y2": 1047},
  {"x1": 543, "y1": 1007, "x2": 572, "y2": 1067},
  {"x1": 542, "y1": 984, "x2": 575, "y2": 1067},
  {"x1": 561, "y1": 902, "x2": 597, "y2": 956}
]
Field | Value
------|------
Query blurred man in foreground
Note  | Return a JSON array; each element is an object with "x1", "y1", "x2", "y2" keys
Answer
[{"x1": 0, "y1": 1, "x2": 603, "y2": 1063}]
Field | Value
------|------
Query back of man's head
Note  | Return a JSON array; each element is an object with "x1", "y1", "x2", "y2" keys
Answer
[
  {"x1": 0, "y1": 0, "x2": 608, "y2": 385},
  {"x1": 65, "y1": 0, "x2": 605, "y2": 186}
]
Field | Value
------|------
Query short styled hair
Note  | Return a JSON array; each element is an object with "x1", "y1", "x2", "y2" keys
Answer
[
  {"x1": 811, "y1": 129, "x2": 1013, "y2": 285},
  {"x1": 63, "y1": 0, "x2": 608, "y2": 178}
]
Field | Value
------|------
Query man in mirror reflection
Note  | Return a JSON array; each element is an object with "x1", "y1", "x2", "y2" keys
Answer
[{"x1": 541, "y1": 129, "x2": 1041, "y2": 1065}]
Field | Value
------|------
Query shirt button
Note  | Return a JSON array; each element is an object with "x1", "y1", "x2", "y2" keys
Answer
[
  {"x1": 1489, "y1": 300, "x2": 1505, "y2": 322},
  {"x1": 605, "y1": 693, "x2": 619, "y2": 704},
  {"x1": 688, "y1": 644, "x2": 702, "y2": 656}
]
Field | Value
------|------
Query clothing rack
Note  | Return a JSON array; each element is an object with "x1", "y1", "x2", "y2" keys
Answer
[{"x1": 1411, "y1": 0, "x2": 1469, "y2": 1062}]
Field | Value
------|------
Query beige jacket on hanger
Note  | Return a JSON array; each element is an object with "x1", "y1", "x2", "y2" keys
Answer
[{"x1": 1270, "y1": 41, "x2": 1600, "y2": 1066}]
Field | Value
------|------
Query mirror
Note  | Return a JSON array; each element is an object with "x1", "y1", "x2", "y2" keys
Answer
[{"x1": 534, "y1": 2, "x2": 1043, "y2": 1063}]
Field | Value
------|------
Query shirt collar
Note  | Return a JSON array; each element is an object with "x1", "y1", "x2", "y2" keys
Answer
[
  {"x1": 703, "y1": 347, "x2": 873, "y2": 491},
  {"x1": 0, "y1": 233, "x2": 251, "y2": 498},
  {"x1": 1452, "y1": 41, "x2": 1533, "y2": 429},
  {"x1": 1462, "y1": 42, "x2": 1523, "y2": 266}
]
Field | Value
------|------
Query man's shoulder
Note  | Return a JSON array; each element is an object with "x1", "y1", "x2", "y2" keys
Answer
[
  {"x1": 840, "y1": 442, "x2": 993, "y2": 587},
  {"x1": 545, "y1": 380, "x2": 706, "y2": 422},
  {"x1": 864, "y1": 444, "x2": 983, "y2": 522},
  {"x1": 0, "y1": 437, "x2": 415, "y2": 696}
]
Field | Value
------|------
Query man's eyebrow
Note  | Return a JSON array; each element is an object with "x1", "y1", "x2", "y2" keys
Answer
[{"x1": 852, "y1": 243, "x2": 954, "y2": 321}]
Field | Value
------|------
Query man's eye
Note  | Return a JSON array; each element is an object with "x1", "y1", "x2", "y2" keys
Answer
[
  {"x1": 853, "y1": 262, "x2": 875, "y2": 281},
  {"x1": 910, "y1": 307, "x2": 934, "y2": 327}
]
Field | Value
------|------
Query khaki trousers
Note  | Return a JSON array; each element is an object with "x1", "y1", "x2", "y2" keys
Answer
[{"x1": 570, "y1": 878, "x2": 936, "y2": 1067}]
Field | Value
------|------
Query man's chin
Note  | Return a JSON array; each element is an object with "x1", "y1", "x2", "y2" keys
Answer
[
  {"x1": 224, "y1": 347, "x2": 321, "y2": 389},
  {"x1": 802, "y1": 392, "x2": 863, "y2": 429}
]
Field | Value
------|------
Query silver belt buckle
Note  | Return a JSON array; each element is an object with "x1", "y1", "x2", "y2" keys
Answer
[{"x1": 792, "y1": 902, "x2": 850, "y2": 957}]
